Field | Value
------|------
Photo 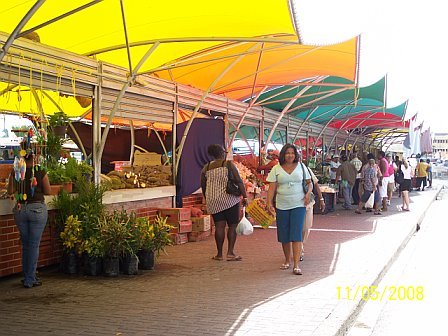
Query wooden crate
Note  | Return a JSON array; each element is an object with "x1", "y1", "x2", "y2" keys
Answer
[
  {"x1": 159, "y1": 208, "x2": 191, "y2": 224},
  {"x1": 191, "y1": 215, "x2": 211, "y2": 232},
  {"x1": 134, "y1": 151, "x2": 162, "y2": 166},
  {"x1": 170, "y1": 233, "x2": 188, "y2": 245},
  {"x1": 188, "y1": 229, "x2": 211, "y2": 242}
]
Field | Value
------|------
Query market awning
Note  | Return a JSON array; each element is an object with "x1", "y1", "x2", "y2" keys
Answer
[
  {"x1": 328, "y1": 101, "x2": 408, "y2": 129},
  {"x1": 254, "y1": 75, "x2": 384, "y2": 115},
  {"x1": 0, "y1": 83, "x2": 91, "y2": 118},
  {"x1": 150, "y1": 36, "x2": 359, "y2": 100},
  {"x1": 0, "y1": 0, "x2": 298, "y2": 74}
]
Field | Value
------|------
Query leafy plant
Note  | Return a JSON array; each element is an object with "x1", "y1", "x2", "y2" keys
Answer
[
  {"x1": 48, "y1": 111, "x2": 70, "y2": 127},
  {"x1": 64, "y1": 157, "x2": 93, "y2": 187},
  {"x1": 135, "y1": 217, "x2": 155, "y2": 252},
  {"x1": 80, "y1": 230, "x2": 105, "y2": 258},
  {"x1": 59, "y1": 215, "x2": 83, "y2": 254},
  {"x1": 151, "y1": 215, "x2": 173, "y2": 256},
  {"x1": 99, "y1": 210, "x2": 133, "y2": 258},
  {"x1": 47, "y1": 163, "x2": 71, "y2": 184}
]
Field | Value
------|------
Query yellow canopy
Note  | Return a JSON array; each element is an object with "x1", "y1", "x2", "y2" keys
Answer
[
  {"x1": 0, "y1": 83, "x2": 91, "y2": 118},
  {"x1": 150, "y1": 35, "x2": 359, "y2": 100},
  {"x1": 0, "y1": 0, "x2": 298, "y2": 74}
]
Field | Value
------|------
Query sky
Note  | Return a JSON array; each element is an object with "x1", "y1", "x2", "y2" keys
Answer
[{"x1": 293, "y1": 0, "x2": 448, "y2": 133}]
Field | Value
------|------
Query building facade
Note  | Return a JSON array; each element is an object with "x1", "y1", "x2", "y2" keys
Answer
[{"x1": 432, "y1": 133, "x2": 448, "y2": 159}]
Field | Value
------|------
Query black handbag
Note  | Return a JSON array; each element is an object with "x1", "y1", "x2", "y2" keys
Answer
[
  {"x1": 301, "y1": 163, "x2": 315, "y2": 201},
  {"x1": 224, "y1": 160, "x2": 242, "y2": 196},
  {"x1": 396, "y1": 170, "x2": 405, "y2": 184}
]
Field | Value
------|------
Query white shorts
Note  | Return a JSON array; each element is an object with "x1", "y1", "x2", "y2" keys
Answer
[
  {"x1": 379, "y1": 179, "x2": 388, "y2": 198},
  {"x1": 304, "y1": 206, "x2": 313, "y2": 230}
]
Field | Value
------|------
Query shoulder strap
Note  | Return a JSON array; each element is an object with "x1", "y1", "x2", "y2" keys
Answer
[{"x1": 300, "y1": 163, "x2": 307, "y2": 193}]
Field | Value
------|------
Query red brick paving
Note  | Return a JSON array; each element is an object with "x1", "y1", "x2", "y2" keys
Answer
[{"x1": 0, "y1": 186, "x2": 441, "y2": 336}]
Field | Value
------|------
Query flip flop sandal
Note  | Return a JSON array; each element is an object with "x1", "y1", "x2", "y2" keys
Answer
[
  {"x1": 293, "y1": 267, "x2": 302, "y2": 275},
  {"x1": 211, "y1": 256, "x2": 223, "y2": 261},
  {"x1": 226, "y1": 255, "x2": 242, "y2": 261},
  {"x1": 280, "y1": 263, "x2": 290, "y2": 270}
]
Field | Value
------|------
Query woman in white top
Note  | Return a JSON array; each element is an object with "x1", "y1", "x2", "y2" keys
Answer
[
  {"x1": 266, "y1": 144, "x2": 312, "y2": 275},
  {"x1": 399, "y1": 159, "x2": 413, "y2": 211}
]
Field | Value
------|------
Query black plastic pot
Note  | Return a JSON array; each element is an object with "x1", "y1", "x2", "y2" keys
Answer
[
  {"x1": 103, "y1": 256, "x2": 119, "y2": 277},
  {"x1": 121, "y1": 254, "x2": 139, "y2": 275},
  {"x1": 61, "y1": 250, "x2": 78, "y2": 275},
  {"x1": 83, "y1": 255, "x2": 103, "y2": 276},
  {"x1": 138, "y1": 249, "x2": 155, "y2": 270}
]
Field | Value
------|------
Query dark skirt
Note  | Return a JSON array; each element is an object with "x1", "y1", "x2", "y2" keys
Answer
[{"x1": 399, "y1": 179, "x2": 411, "y2": 192}]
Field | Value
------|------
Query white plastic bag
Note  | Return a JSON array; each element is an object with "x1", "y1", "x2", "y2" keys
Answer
[
  {"x1": 236, "y1": 208, "x2": 254, "y2": 236},
  {"x1": 365, "y1": 191, "x2": 375, "y2": 209}
]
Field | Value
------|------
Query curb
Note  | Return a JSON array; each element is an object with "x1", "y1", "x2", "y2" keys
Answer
[{"x1": 335, "y1": 185, "x2": 444, "y2": 336}]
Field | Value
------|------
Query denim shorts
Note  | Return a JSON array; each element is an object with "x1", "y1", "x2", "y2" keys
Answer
[{"x1": 275, "y1": 207, "x2": 306, "y2": 243}]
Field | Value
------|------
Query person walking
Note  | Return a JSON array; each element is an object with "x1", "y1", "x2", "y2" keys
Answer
[
  {"x1": 266, "y1": 144, "x2": 312, "y2": 275},
  {"x1": 356, "y1": 158, "x2": 382, "y2": 215},
  {"x1": 426, "y1": 159, "x2": 432, "y2": 188},
  {"x1": 350, "y1": 153, "x2": 363, "y2": 205},
  {"x1": 7, "y1": 148, "x2": 51, "y2": 288},
  {"x1": 201, "y1": 144, "x2": 248, "y2": 262},
  {"x1": 302, "y1": 163, "x2": 325, "y2": 261},
  {"x1": 415, "y1": 159, "x2": 428, "y2": 191},
  {"x1": 386, "y1": 153, "x2": 397, "y2": 206},
  {"x1": 399, "y1": 159, "x2": 412, "y2": 211},
  {"x1": 377, "y1": 151, "x2": 389, "y2": 211},
  {"x1": 335, "y1": 154, "x2": 358, "y2": 210}
]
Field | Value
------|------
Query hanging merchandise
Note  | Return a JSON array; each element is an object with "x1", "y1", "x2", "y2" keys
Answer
[{"x1": 12, "y1": 129, "x2": 38, "y2": 204}]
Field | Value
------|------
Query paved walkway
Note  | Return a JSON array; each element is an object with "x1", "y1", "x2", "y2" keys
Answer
[{"x1": 0, "y1": 183, "x2": 443, "y2": 336}]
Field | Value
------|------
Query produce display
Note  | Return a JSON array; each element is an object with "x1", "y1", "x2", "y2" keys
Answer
[
  {"x1": 233, "y1": 161, "x2": 264, "y2": 193},
  {"x1": 319, "y1": 185, "x2": 337, "y2": 193},
  {"x1": 104, "y1": 165, "x2": 172, "y2": 189}
]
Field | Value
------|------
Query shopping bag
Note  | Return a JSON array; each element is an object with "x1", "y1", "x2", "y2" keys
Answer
[
  {"x1": 365, "y1": 191, "x2": 375, "y2": 209},
  {"x1": 236, "y1": 208, "x2": 254, "y2": 235}
]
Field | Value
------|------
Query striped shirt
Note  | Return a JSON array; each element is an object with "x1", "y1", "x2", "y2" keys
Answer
[{"x1": 204, "y1": 163, "x2": 241, "y2": 214}]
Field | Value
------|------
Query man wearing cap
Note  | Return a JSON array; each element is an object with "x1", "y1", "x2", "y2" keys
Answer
[{"x1": 329, "y1": 154, "x2": 341, "y2": 184}]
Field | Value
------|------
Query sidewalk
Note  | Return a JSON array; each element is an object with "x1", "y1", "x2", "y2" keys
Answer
[{"x1": 0, "y1": 184, "x2": 442, "y2": 336}]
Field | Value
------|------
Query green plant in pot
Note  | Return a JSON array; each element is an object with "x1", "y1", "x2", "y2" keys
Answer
[
  {"x1": 99, "y1": 210, "x2": 133, "y2": 277},
  {"x1": 152, "y1": 215, "x2": 173, "y2": 257},
  {"x1": 59, "y1": 215, "x2": 83, "y2": 274},
  {"x1": 135, "y1": 217, "x2": 156, "y2": 270},
  {"x1": 64, "y1": 157, "x2": 93, "y2": 189},
  {"x1": 48, "y1": 111, "x2": 70, "y2": 137},
  {"x1": 80, "y1": 228, "x2": 105, "y2": 276},
  {"x1": 47, "y1": 163, "x2": 72, "y2": 194}
]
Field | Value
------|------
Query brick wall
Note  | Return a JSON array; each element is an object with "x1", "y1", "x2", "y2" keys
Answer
[
  {"x1": 0, "y1": 194, "x2": 204, "y2": 278},
  {"x1": 0, "y1": 210, "x2": 61, "y2": 278}
]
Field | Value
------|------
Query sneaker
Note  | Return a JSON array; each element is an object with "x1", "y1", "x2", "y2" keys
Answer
[{"x1": 387, "y1": 200, "x2": 391, "y2": 206}]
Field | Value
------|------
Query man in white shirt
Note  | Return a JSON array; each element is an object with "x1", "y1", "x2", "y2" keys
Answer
[{"x1": 329, "y1": 154, "x2": 341, "y2": 184}]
